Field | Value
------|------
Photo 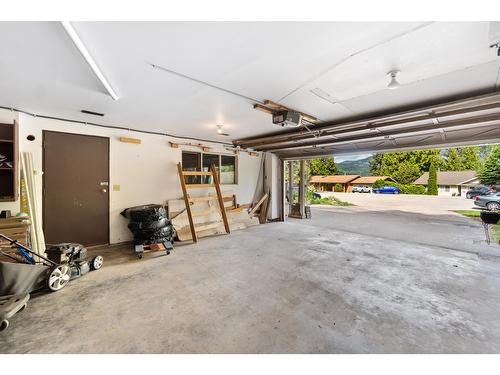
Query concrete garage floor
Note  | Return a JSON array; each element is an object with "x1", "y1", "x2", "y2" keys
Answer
[{"x1": 1, "y1": 208, "x2": 500, "y2": 353}]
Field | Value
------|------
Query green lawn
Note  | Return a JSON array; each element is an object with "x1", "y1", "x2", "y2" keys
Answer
[
  {"x1": 452, "y1": 210, "x2": 500, "y2": 243},
  {"x1": 453, "y1": 210, "x2": 482, "y2": 218}
]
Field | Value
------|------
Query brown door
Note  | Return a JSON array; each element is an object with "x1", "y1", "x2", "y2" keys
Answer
[{"x1": 43, "y1": 131, "x2": 109, "y2": 246}]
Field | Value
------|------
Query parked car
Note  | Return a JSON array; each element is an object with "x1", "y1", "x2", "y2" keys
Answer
[
  {"x1": 474, "y1": 193, "x2": 500, "y2": 211},
  {"x1": 352, "y1": 185, "x2": 371, "y2": 193},
  {"x1": 466, "y1": 185, "x2": 496, "y2": 199},
  {"x1": 373, "y1": 186, "x2": 401, "y2": 194}
]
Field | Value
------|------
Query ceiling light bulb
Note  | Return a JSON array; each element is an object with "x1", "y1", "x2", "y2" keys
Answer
[
  {"x1": 387, "y1": 70, "x2": 400, "y2": 90},
  {"x1": 217, "y1": 125, "x2": 223, "y2": 134}
]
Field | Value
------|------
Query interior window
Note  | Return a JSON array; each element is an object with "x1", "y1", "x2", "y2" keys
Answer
[
  {"x1": 221, "y1": 155, "x2": 236, "y2": 184},
  {"x1": 182, "y1": 151, "x2": 236, "y2": 185},
  {"x1": 182, "y1": 151, "x2": 201, "y2": 184},
  {"x1": 202, "y1": 153, "x2": 220, "y2": 184}
]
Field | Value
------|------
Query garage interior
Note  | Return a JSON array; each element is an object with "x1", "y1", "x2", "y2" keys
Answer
[{"x1": 1, "y1": 21, "x2": 500, "y2": 353}]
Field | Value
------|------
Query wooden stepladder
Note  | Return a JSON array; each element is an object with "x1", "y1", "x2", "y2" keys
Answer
[{"x1": 176, "y1": 162, "x2": 231, "y2": 243}]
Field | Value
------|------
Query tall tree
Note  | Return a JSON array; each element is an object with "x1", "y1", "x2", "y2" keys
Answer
[
  {"x1": 459, "y1": 146, "x2": 481, "y2": 170},
  {"x1": 375, "y1": 149, "x2": 442, "y2": 184},
  {"x1": 369, "y1": 153, "x2": 384, "y2": 175},
  {"x1": 309, "y1": 156, "x2": 338, "y2": 176},
  {"x1": 390, "y1": 161, "x2": 422, "y2": 184},
  {"x1": 427, "y1": 161, "x2": 438, "y2": 195},
  {"x1": 478, "y1": 145, "x2": 500, "y2": 185},
  {"x1": 445, "y1": 148, "x2": 463, "y2": 171}
]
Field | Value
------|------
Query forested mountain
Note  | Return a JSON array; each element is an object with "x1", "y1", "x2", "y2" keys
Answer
[{"x1": 337, "y1": 157, "x2": 372, "y2": 176}]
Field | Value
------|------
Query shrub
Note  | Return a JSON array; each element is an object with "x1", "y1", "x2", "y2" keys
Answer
[
  {"x1": 399, "y1": 184, "x2": 426, "y2": 195},
  {"x1": 427, "y1": 162, "x2": 438, "y2": 195},
  {"x1": 334, "y1": 183, "x2": 344, "y2": 192}
]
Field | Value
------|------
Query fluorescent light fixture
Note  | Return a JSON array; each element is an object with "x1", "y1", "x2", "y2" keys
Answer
[{"x1": 61, "y1": 21, "x2": 119, "y2": 101}]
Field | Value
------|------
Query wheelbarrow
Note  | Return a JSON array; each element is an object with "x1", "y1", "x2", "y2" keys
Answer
[{"x1": 0, "y1": 293, "x2": 29, "y2": 331}]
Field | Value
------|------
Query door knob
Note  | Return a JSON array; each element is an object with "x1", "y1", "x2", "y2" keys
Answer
[{"x1": 101, "y1": 188, "x2": 107, "y2": 193}]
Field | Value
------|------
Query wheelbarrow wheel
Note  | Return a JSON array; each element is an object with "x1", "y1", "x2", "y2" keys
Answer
[
  {"x1": 0, "y1": 319, "x2": 9, "y2": 331},
  {"x1": 47, "y1": 265, "x2": 71, "y2": 292}
]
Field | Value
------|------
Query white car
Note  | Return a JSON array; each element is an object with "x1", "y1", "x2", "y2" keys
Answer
[{"x1": 352, "y1": 185, "x2": 371, "y2": 193}]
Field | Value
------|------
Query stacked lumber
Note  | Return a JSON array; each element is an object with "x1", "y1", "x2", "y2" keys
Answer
[{"x1": 168, "y1": 192, "x2": 259, "y2": 242}]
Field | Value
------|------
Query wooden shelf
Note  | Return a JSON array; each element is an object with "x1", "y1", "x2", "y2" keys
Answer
[
  {"x1": 0, "y1": 167, "x2": 13, "y2": 171},
  {"x1": 0, "y1": 139, "x2": 14, "y2": 143}
]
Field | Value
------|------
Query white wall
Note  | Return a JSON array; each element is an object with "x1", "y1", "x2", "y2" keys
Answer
[{"x1": 0, "y1": 109, "x2": 262, "y2": 244}]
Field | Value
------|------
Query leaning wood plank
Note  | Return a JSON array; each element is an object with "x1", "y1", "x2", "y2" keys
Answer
[
  {"x1": 195, "y1": 221, "x2": 223, "y2": 232},
  {"x1": 211, "y1": 164, "x2": 230, "y2": 234},
  {"x1": 249, "y1": 193, "x2": 269, "y2": 215},
  {"x1": 175, "y1": 214, "x2": 259, "y2": 242},
  {"x1": 27, "y1": 153, "x2": 46, "y2": 253},
  {"x1": 20, "y1": 153, "x2": 38, "y2": 254},
  {"x1": 176, "y1": 222, "x2": 223, "y2": 241},
  {"x1": 259, "y1": 189, "x2": 271, "y2": 224},
  {"x1": 177, "y1": 162, "x2": 197, "y2": 243}
]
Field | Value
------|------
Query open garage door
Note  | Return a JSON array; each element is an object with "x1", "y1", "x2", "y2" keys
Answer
[{"x1": 234, "y1": 92, "x2": 500, "y2": 159}]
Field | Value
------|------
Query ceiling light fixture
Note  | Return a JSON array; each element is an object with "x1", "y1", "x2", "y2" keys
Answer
[
  {"x1": 387, "y1": 70, "x2": 400, "y2": 90},
  {"x1": 61, "y1": 21, "x2": 119, "y2": 101},
  {"x1": 216, "y1": 124, "x2": 230, "y2": 136}
]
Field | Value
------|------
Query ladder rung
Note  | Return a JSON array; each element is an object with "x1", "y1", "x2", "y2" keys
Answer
[
  {"x1": 188, "y1": 195, "x2": 233, "y2": 203},
  {"x1": 192, "y1": 208, "x2": 219, "y2": 217},
  {"x1": 182, "y1": 171, "x2": 212, "y2": 176},
  {"x1": 186, "y1": 184, "x2": 215, "y2": 188},
  {"x1": 194, "y1": 221, "x2": 223, "y2": 232},
  {"x1": 188, "y1": 196, "x2": 218, "y2": 203}
]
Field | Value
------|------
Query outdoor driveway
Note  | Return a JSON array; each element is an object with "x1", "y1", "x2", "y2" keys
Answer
[
  {"x1": 321, "y1": 192, "x2": 476, "y2": 214},
  {"x1": 309, "y1": 193, "x2": 495, "y2": 257}
]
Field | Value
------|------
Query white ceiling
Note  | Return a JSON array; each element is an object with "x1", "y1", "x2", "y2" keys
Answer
[{"x1": 0, "y1": 21, "x2": 499, "y2": 143}]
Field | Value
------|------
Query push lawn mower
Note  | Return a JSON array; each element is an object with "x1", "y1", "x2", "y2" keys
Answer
[{"x1": 0, "y1": 233, "x2": 104, "y2": 292}]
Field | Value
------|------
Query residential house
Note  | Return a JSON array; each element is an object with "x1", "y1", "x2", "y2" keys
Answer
[
  {"x1": 413, "y1": 170, "x2": 479, "y2": 196},
  {"x1": 351, "y1": 176, "x2": 397, "y2": 188},
  {"x1": 310, "y1": 175, "x2": 360, "y2": 192}
]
